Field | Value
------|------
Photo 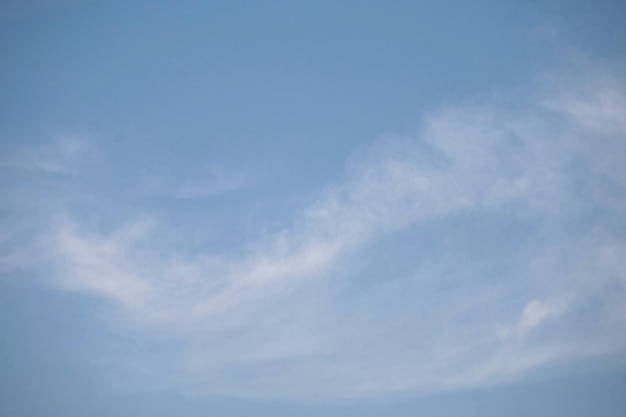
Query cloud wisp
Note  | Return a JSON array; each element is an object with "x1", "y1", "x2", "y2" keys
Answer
[
  {"x1": 2, "y1": 68, "x2": 626, "y2": 399},
  {"x1": 136, "y1": 165, "x2": 248, "y2": 200}
]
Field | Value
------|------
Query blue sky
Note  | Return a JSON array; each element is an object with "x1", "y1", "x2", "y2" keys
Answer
[{"x1": 1, "y1": 0, "x2": 626, "y2": 415}]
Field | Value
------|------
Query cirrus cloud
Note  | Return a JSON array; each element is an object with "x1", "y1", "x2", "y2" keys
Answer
[{"x1": 2, "y1": 64, "x2": 626, "y2": 399}]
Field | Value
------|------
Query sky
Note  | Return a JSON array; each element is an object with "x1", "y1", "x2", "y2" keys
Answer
[{"x1": 1, "y1": 0, "x2": 626, "y2": 416}]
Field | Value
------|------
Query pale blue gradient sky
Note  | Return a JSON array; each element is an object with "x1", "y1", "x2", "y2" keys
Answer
[{"x1": 2, "y1": 1, "x2": 626, "y2": 415}]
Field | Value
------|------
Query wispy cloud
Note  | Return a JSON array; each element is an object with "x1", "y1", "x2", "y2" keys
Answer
[
  {"x1": 2, "y1": 136, "x2": 94, "y2": 174},
  {"x1": 136, "y1": 165, "x2": 248, "y2": 200},
  {"x1": 2, "y1": 66, "x2": 626, "y2": 399}
]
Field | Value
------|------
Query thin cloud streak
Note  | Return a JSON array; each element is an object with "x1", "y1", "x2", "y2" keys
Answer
[
  {"x1": 136, "y1": 165, "x2": 249, "y2": 200},
  {"x1": 3, "y1": 67, "x2": 626, "y2": 399},
  {"x1": 1, "y1": 136, "x2": 93, "y2": 174}
]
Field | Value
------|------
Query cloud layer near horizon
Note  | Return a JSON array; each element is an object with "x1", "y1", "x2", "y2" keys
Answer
[{"x1": 2, "y1": 67, "x2": 626, "y2": 399}]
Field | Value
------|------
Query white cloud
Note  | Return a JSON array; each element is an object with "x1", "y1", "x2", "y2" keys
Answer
[
  {"x1": 3, "y1": 66, "x2": 626, "y2": 399},
  {"x1": 2, "y1": 136, "x2": 94, "y2": 174},
  {"x1": 137, "y1": 165, "x2": 248, "y2": 200},
  {"x1": 543, "y1": 72, "x2": 626, "y2": 135},
  {"x1": 518, "y1": 299, "x2": 564, "y2": 336}
]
